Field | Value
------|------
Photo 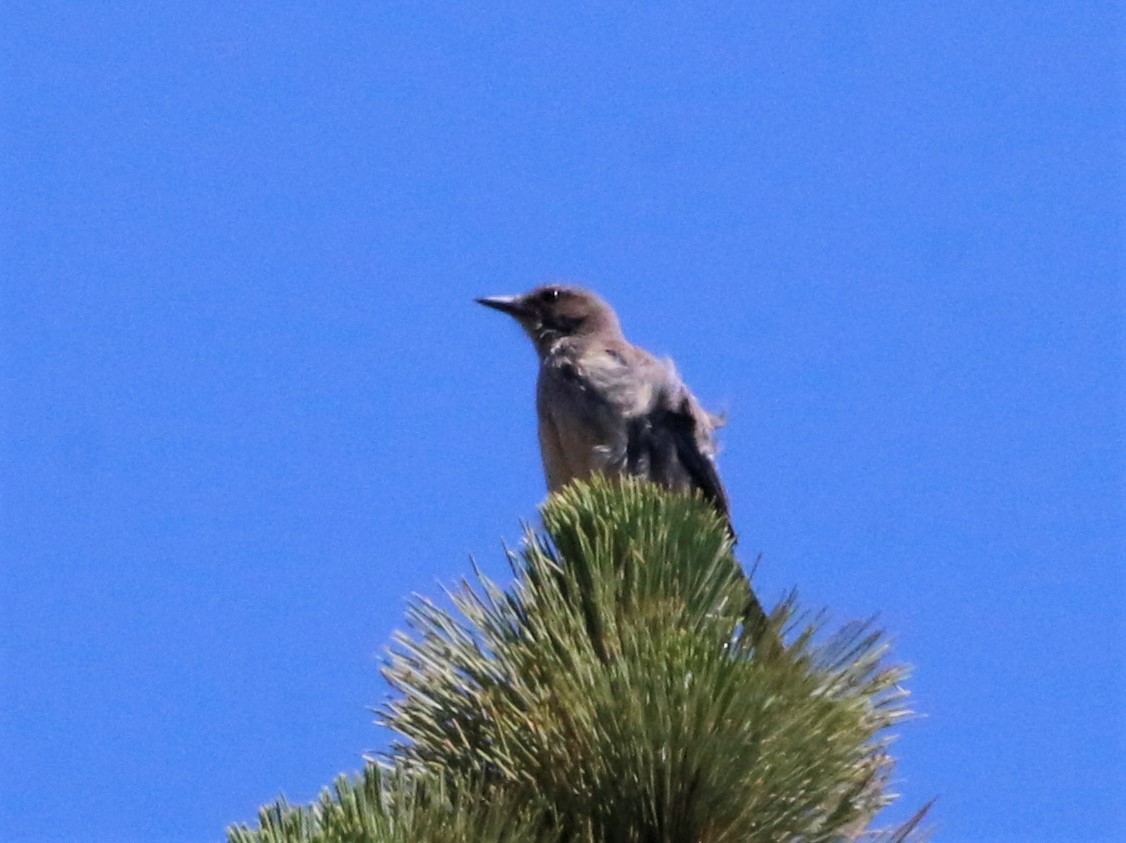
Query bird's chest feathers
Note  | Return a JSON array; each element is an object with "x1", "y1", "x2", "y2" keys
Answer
[
  {"x1": 538, "y1": 343, "x2": 656, "y2": 420},
  {"x1": 537, "y1": 359, "x2": 612, "y2": 431},
  {"x1": 535, "y1": 344, "x2": 663, "y2": 485}
]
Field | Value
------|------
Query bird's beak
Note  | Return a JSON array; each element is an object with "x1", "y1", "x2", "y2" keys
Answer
[{"x1": 475, "y1": 295, "x2": 528, "y2": 318}]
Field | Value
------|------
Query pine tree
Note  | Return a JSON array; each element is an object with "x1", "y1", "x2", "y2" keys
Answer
[{"x1": 229, "y1": 477, "x2": 929, "y2": 843}]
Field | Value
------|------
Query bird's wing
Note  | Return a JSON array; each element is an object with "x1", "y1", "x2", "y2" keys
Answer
[
  {"x1": 624, "y1": 388, "x2": 733, "y2": 530},
  {"x1": 591, "y1": 346, "x2": 733, "y2": 530}
]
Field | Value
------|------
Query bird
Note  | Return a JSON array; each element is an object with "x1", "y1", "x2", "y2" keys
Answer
[
  {"x1": 476, "y1": 284, "x2": 779, "y2": 652},
  {"x1": 474, "y1": 284, "x2": 732, "y2": 530}
]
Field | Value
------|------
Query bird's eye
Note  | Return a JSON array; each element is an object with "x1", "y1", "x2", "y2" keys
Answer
[{"x1": 540, "y1": 287, "x2": 562, "y2": 302}]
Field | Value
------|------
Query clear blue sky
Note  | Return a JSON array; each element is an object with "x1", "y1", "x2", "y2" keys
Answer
[{"x1": 1, "y1": 4, "x2": 1122, "y2": 841}]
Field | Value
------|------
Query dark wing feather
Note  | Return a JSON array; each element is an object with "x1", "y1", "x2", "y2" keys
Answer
[{"x1": 625, "y1": 390, "x2": 733, "y2": 536}]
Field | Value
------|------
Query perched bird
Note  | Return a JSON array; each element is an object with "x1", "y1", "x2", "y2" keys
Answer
[
  {"x1": 475, "y1": 284, "x2": 732, "y2": 531},
  {"x1": 477, "y1": 284, "x2": 778, "y2": 652}
]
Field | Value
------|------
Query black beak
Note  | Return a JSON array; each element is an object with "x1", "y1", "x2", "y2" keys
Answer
[{"x1": 475, "y1": 295, "x2": 528, "y2": 318}]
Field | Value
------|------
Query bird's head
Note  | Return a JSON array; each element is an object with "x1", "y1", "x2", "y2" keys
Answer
[{"x1": 476, "y1": 284, "x2": 623, "y2": 353}]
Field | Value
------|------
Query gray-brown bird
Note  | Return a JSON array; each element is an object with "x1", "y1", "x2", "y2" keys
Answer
[
  {"x1": 477, "y1": 284, "x2": 779, "y2": 652},
  {"x1": 475, "y1": 284, "x2": 732, "y2": 531}
]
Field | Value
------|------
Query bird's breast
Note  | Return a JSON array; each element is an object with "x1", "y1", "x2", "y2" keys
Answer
[{"x1": 536, "y1": 359, "x2": 631, "y2": 488}]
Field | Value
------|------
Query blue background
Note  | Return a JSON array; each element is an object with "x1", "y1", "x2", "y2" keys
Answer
[{"x1": 2, "y1": 4, "x2": 1122, "y2": 841}]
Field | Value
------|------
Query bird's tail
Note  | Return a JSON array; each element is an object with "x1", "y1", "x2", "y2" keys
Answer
[{"x1": 736, "y1": 555, "x2": 785, "y2": 660}]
